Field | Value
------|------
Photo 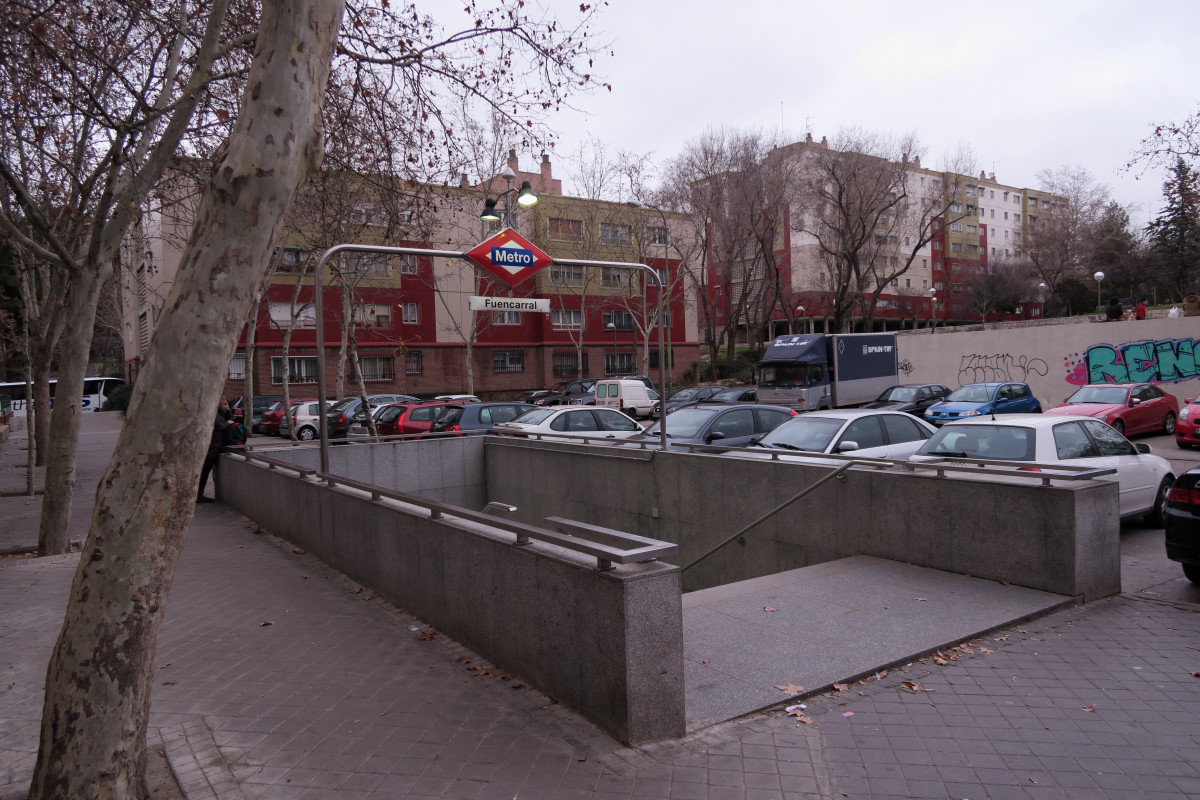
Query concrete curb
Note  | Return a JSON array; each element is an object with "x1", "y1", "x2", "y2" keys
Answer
[{"x1": 151, "y1": 720, "x2": 245, "y2": 800}]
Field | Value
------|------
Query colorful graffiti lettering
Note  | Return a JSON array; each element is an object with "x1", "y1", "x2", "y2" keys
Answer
[
  {"x1": 958, "y1": 353, "x2": 1049, "y2": 384},
  {"x1": 1065, "y1": 338, "x2": 1199, "y2": 385}
]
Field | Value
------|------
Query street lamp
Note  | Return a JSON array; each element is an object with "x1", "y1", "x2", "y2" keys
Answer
[
  {"x1": 1038, "y1": 281, "x2": 1047, "y2": 318},
  {"x1": 605, "y1": 321, "x2": 617, "y2": 374},
  {"x1": 480, "y1": 165, "x2": 537, "y2": 227},
  {"x1": 1093, "y1": 271, "x2": 1105, "y2": 314},
  {"x1": 796, "y1": 305, "x2": 805, "y2": 334},
  {"x1": 928, "y1": 288, "x2": 938, "y2": 333}
]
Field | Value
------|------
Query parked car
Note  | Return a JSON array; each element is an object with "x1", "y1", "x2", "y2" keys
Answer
[
  {"x1": 532, "y1": 379, "x2": 595, "y2": 406},
  {"x1": 433, "y1": 394, "x2": 481, "y2": 403},
  {"x1": 1165, "y1": 464, "x2": 1200, "y2": 582},
  {"x1": 1045, "y1": 383, "x2": 1178, "y2": 437},
  {"x1": 493, "y1": 406, "x2": 643, "y2": 441},
  {"x1": 595, "y1": 379, "x2": 658, "y2": 418},
  {"x1": 257, "y1": 400, "x2": 286, "y2": 436},
  {"x1": 743, "y1": 408, "x2": 937, "y2": 461},
  {"x1": 651, "y1": 385, "x2": 727, "y2": 418},
  {"x1": 910, "y1": 414, "x2": 1174, "y2": 524},
  {"x1": 325, "y1": 394, "x2": 418, "y2": 439},
  {"x1": 705, "y1": 386, "x2": 758, "y2": 404},
  {"x1": 630, "y1": 403, "x2": 796, "y2": 451},
  {"x1": 371, "y1": 400, "x2": 458, "y2": 437},
  {"x1": 429, "y1": 402, "x2": 537, "y2": 436},
  {"x1": 923, "y1": 382, "x2": 1041, "y2": 426},
  {"x1": 346, "y1": 402, "x2": 410, "y2": 439},
  {"x1": 1176, "y1": 395, "x2": 1200, "y2": 449},
  {"x1": 231, "y1": 394, "x2": 283, "y2": 431},
  {"x1": 278, "y1": 399, "x2": 333, "y2": 441},
  {"x1": 862, "y1": 384, "x2": 951, "y2": 416}
]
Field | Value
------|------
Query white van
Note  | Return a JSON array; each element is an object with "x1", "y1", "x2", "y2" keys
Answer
[{"x1": 595, "y1": 379, "x2": 657, "y2": 419}]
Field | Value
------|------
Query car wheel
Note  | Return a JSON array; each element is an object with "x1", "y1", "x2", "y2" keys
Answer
[
  {"x1": 1111, "y1": 419, "x2": 1125, "y2": 435},
  {"x1": 298, "y1": 427, "x2": 316, "y2": 441},
  {"x1": 1144, "y1": 476, "x2": 1172, "y2": 528},
  {"x1": 1163, "y1": 412, "x2": 1177, "y2": 435},
  {"x1": 1184, "y1": 563, "x2": 1200, "y2": 584}
]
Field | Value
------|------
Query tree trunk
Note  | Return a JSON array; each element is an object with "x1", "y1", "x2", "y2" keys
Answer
[
  {"x1": 37, "y1": 266, "x2": 110, "y2": 555},
  {"x1": 31, "y1": 361, "x2": 51, "y2": 470},
  {"x1": 29, "y1": 1, "x2": 345, "y2": 794}
]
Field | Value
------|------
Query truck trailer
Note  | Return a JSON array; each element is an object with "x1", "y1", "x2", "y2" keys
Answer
[{"x1": 757, "y1": 332, "x2": 899, "y2": 412}]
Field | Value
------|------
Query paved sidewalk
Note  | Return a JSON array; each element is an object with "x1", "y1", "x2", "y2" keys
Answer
[{"x1": 4, "y1": 418, "x2": 1200, "y2": 799}]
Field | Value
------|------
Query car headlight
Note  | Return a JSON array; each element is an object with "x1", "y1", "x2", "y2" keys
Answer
[
  {"x1": 1181, "y1": 407, "x2": 1190, "y2": 421},
  {"x1": 961, "y1": 410, "x2": 981, "y2": 417}
]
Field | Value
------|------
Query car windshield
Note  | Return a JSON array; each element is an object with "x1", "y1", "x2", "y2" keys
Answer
[
  {"x1": 755, "y1": 416, "x2": 847, "y2": 452},
  {"x1": 328, "y1": 398, "x2": 357, "y2": 414},
  {"x1": 1065, "y1": 386, "x2": 1130, "y2": 405},
  {"x1": 916, "y1": 424, "x2": 1036, "y2": 461},
  {"x1": 510, "y1": 407, "x2": 557, "y2": 425},
  {"x1": 646, "y1": 407, "x2": 718, "y2": 438},
  {"x1": 946, "y1": 385, "x2": 993, "y2": 403},
  {"x1": 667, "y1": 387, "x2": 704, "y2": 402},
  {"x1": 876, "y1": 386, "x2": 916, "y2": 402},
  {"x1": 710, "y1": 388, "x2": 746, "y2": 402}
]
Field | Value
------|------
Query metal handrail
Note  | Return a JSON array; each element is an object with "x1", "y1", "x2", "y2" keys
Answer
[{"x1": 226, "y1": 451, "x2": 676, "y2": 571}]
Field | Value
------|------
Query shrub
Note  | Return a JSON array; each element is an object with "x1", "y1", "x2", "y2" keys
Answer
[{"x1": 101, "y1": 383, "x2": 132, "y2": 412}]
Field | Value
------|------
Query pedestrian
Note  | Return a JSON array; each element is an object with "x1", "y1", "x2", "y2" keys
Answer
[
  {"x1": 1105, "y1": 297, "x2": 1122, "y2": 321},
  {"x1": 1136, "y1": 298, "x2": 1147, "y2": 320},
  {"x1": 197, "y1": 397, "x2": 232, "y2": 503}
]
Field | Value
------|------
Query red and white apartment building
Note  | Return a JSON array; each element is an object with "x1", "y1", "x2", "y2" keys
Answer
[{"x1": 120, "y1": 152, "x2": 700, "y2": 400}]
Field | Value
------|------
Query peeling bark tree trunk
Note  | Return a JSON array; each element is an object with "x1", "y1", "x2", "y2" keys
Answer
[
  {"x1": 38, "y1": 266, "x2": 110, "y2": 555},
  {"x1": 29, "y1": 1, "x2": 346, "y2": 795}
]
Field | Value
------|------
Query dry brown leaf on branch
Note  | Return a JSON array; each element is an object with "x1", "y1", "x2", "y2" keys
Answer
[{"x1": 774, "y1": 683, "x2": 804, "y2": 695}]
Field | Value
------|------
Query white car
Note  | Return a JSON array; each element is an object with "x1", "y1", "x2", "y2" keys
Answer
[
  {"x1": 741, "y1": 408, "x2": 938, "y2": 462},
  {"x1": 493, "y1": 406, "x2": 643, "y2": 441},
  {"x1": 278, "y1": 399, "x2": 333, "y2": 441},
  {"x1": 909, "y1": 414, "x2": 1174, "y2": 524},
  {"x1": 434, "y1": 394, "x2": 481, "y2": 403}
]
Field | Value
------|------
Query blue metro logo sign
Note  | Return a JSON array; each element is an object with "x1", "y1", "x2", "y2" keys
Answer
[{"x1": 465, "y1": 228, "x2": 553, "y2": 288}]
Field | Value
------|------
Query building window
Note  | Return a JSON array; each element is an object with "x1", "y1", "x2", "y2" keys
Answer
[
  {"x1": 967, "y1": 225, "x2": 977, "y2": 234},
  {"x1": 933, "y1": 220, "x2": 941, "y2": 230},
  {"x1": 345, "y1": 253, "x2": 390, "y2": 276},
  {"x1": 967, "y1": 244, "x2": 979, "y2": 255},
  {"x1": 1029, "y1": 215, "x2": 1037, "y2": 225},
  {"x1": 818, "y1": 272, "x2": 826, "y2": 284},
  {"x1": 950, "y1": 202, "x2": 962, "y2": 213},
  {"x1": 548, "y1": 217, "x2": 583, "y2": 241},
  {"x1": 649, "y1": 347, "x2": 672, "y2": 369},
  {"x1": 655, "y1": 267, "x2": 669, "y2": 286},
  {"x1": 269, "y1": 302, "x2": 316, "y2": 329},
  {"x1": 601, "y1": 267, "x2": 627, "y2": 288},
  {"x1": 951, "y1": 243, "x2": 962, "y2": 253},
  {"x1": 922, "y1": 280, "x2": 928, "y2": 289},
  {"x1": 1013, "y1": 195, "x2": 1021, "y2": 205},
  {"x1": 354, "y1": 304, "x2": 392, "y2": 329},
  {"x1": 1012, "y1": 231, "x2": 1022, "y2": 242},
  {"x1": 1013, "y1": 213, "x2": 1021, "y2": 223},
  {"x1": 1014, "y1": 248, "x2": 1022, "y2": 257},
  {"x1": 1003, "y1": 192, "x2": 1009, "y2": 201},
  {"x1": 405, "y1": 351, "x2": 423, "y2": 375},
  {"x1": 990, "y1": 209, "x2": 995, "y2": 218},
  {"x1": 278, "y1": 247, "x2": 308, "y2": 271},
  {"x1": 552, "y1": 308, "x2": 582, "y2": 329},
  {"x1": 1004, "y1": 230, "x2": 1009, "y2": 239},
  {"x1": 493, "y1": 350, "x2": 524, "y2": 373},
  {"x1": 905, "y1": 278, "x2": 911, "y2": 288},
  {"x1": 921, "y1": 259, "x2": 927, "y2": 269},
  {"x1": 1028, "y1": 196, "x2": 1037, "y2": 205},
  {"x1": 271, "y1": 356, "x2": 320, "y2": 384},
  {"x1": 553, "y1": 351, "x2": 584, "y2": 377},
  {"x1": 933, "y1": 241, "x2": 943, "y2": 250},
  {"x1": 353, "y1": 356, "x2": 394, "y2": 382},
  {"x1": 891, "y1": 278, "x2": 898, "y2": 287},
  {"x1": 402, "y1": 302, "x2": 419, "y2": 324},
  {"x1": 953, "y1": 283, "x2": 963, "y2": 292},
  {"x1": 966, "y1": 187, "x2": 975, "y2": 197},
  {"x1": 646, "y1": 226, "x2": 667, "y2": 246},
  {"x1": 549, "y1": 264, "x2": 584, "y2": 286},
  {"x1": 599, "y1": 223, "x2": 632, "y2": 246},
  {"x1": 229, "y1": 353, "x2": 246, "y2": 381},
  {"x1": 399, "y1": 255, "x2": 418, "y2": 274},
  {"x1": 603, "y1": 310, "x2": 634, "y2": 329},
  {"x1": 492, "y1": 310, "x2": 522, "y2": 325},
  {"x1": 1042, "y1": 200, "x2": 1050, "y2": 209},
  {"x1": 950, "y1": 222, "x2": 963, "y2": 232},
  {"x1": 605, "y1": 352, "x2": 634, "y2": 375}
]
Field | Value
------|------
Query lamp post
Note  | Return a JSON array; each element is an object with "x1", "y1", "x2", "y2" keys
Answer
[
  {"x1": 626, "y1": 200, "x2": 671, "y2": 453},
  {"x1": 1038, "y1": 281, "x2": 1047, "y2": 318},
  {"x1": 480, "y1": 165, "x2": 538, "y2": 228},
  {"x1": 929, "y1": 288, "x2": 938, "y2": 333},
  {"x1": 605, "y1": 321, "x2": 617, "y2": 374},
  {"x1": 1094, "y1": 271, "x2": 1105, "y2": 314},
  {"x1": 795, "y1": 305, "x2": 806, "y2": 334}
]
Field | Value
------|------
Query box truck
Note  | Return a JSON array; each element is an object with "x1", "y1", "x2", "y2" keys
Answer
[{"x1": 757, "y1": 333, "x2": 899, "y2": 412}]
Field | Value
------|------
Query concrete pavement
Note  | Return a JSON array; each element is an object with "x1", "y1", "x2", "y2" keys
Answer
[{"x1": 4, "y1": 416, "x2": 1200, "y2": 799}]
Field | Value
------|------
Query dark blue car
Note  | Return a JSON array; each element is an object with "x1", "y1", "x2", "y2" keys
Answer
[{"x1": 923, "y1": 382, "x2": 1041, "y2": 426}]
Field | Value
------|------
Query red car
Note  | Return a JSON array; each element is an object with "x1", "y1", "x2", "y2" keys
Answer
[
  {"x1": 366, "y1": 401, "x2": 455, "y2": 437},
  {"x1": 1045, "y1": 383, "x2": 1179, "y2": 437},
  {"x1": 1176, "y1": 395, "x2": 1200, "y2": 449}
]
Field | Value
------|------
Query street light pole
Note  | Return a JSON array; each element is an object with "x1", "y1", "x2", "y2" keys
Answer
[
  {"x1": 606, "y1": 321, "x2": 617, "y2": 374},
  {"x1": 1094, "y1": 271, "x2": 1105, "y2": 314},
  {"x1": 929, "y1": 288, "x2": 938, "y2": 333}
]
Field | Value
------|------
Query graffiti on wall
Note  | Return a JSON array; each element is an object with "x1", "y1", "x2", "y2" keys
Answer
[
  {"x1": 898, "y1": 358, "x2": 914, "y2": 377},
  {"x1": 958, "y1": 353, "x2": 1049, "y2": 384},
  {"x1": 1065, "y1": 337, "x2": 1199, "y2": 385}
]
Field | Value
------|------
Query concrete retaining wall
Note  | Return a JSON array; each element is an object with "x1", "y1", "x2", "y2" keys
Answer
[
  {"x1": 217, "y1": 444, "x2": 685, "y2": 745},
  {"x1": 484, "y1": 440, "x2": 1121, "y2": 602}
]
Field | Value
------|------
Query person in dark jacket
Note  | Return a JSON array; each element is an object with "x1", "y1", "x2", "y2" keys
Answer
[
  {"x1": 197, "y1": 397, "x2": 231, "y2": 503},
  {"x1": 1105, "y1": 297, "x2": 1122, "y2": 321},
  {"x1": 1136, "y1": 298, "x2": 1147, "y2": 320}
]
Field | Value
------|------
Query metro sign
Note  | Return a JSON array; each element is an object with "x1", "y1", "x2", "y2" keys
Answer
[{"x1": 465, "y1": 228, "x2": 553, "y2": 288}]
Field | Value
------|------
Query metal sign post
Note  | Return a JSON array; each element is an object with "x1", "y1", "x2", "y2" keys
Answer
[{"x1": 308, "y1": 243, "x2": 669, "y2": 473}]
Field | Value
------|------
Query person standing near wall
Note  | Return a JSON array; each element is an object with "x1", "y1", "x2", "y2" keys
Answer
[
  {"x1": 197, "y1": 397, "x2": 232, "y2": 502},
  {"x1": 1136, "y1": 298, "x2": 1147, "y2": 320},
  {"x1": 1105, "y1": 297, "x2": 1123, "y2": 321}
]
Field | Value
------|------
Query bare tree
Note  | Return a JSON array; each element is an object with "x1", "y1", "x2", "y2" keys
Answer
[
  {"x1": 1130, "y1": 103, "x2": 1200, "y2": 168},
  {"x1": 1025, "y1": 165, "x2": 1111, "y2": 311}
]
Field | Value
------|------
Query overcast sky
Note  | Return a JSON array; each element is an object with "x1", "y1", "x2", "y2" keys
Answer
[{"x1": 541, "y1": 0, "x2": 1197, "y2": 228}]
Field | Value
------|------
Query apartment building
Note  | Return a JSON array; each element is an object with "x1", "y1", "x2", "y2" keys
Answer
[{"x1": 120, "y1": 153, "x2": 698, "y2": 400}]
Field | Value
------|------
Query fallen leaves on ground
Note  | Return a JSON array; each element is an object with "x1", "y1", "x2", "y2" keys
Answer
[
  {"x1": 786, "y1": 707, "x2": 814, "y2": 724},
  {"x1": 832, "y1": 682, "x2": 850, "y2": 693},
  {"x1": 258, "y1": 621, "x2": 275, "y2": 627},
  {"x1": 979, "y1": 646, "x2": 995, "y2": 654},
  {"x1": 351, "y1": 587, "x2": 363, "y2": 595},
  {"x1": 154, "y1": 663, "x2": 171, "y2": 670},
  {"x1": 900, "y1": 680, "x2": 920, "y2": 693},
  {"x1": 468, "y1": 664, "x2": 512, "y2": 679},
  {"x1": 774, "y1": 683, "x2": 804, "y2": 695},
  {"x1": 1191, "y1": 671, "x2": 1200, "y2": 678},
  {"x1": 763, "y1": 606, "x2": 776, "y2": 612},
  {"x1": 1082, "y1": 704, "x2": 1095, "y2": 712},
  {"x1": 417, "y1": 628, "x2": 440, "y2": 640}
]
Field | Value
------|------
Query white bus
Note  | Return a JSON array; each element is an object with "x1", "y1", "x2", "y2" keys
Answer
[{"x1": 0, "y1": 377, "x2": 125, "y2": 416}]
